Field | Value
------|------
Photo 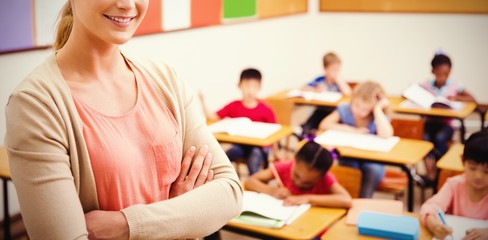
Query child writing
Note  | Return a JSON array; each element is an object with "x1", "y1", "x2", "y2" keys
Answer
[
  {"x1": 420, "y1": 130, "x2": 488, "y2": 240},
  {"x1": 420, "y1": 52, "x2": 477, "y2": 184},
  {"x1": 200, "y1": 68, "x2": 282, "y2": 175},
  {"x1": 319, "y1": 81, "x2": 393, "y2": 198},
  {"x1": 300, "y1": 52, "x2": 352, "y2": 136},
  {"x1": 244, "y1": 141, "x2": 352, "y2": 208}
]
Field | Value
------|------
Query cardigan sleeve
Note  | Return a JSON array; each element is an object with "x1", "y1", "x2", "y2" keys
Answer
[
  {"x1": 5, "y1": 91, "x2": 88, "y2": 240},
  {"x1": 120, "y1": 60, "x2": 243, "y2": 240}
]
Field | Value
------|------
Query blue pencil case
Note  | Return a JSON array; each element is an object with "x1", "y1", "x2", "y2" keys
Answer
[{"x1": 357, "y1": 211, "x2": 420, "y2": 240}]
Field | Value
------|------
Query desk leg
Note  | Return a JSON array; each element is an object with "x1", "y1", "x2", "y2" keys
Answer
[
  {"x1": 459, "y1": 119, "x2": 466, "y2": 144},
  {"x1": 3, "y1": 179, "x2": 10, "y2": 240},
  {"x1": 260, "y1": 148, "x2": 269, "y2": 169},
  {"x1": 401, "y1": 165, "x2": 414, "y2": 212}
]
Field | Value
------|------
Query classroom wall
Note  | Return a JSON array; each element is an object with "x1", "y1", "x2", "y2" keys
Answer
[{"x1": 0, "y1": 0, "x2": 487, "y2": 220}]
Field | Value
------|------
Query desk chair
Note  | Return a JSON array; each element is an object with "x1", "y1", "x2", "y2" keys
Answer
[
  {"x1": 330, "y1": 165, "x2": 361, "y2": 198},
  {"x1": 437, "y1": 170, "x2": 463, "y2": 190},
  {"x1": 376, "y1": 118, "x2": 425, "y2": 200}
]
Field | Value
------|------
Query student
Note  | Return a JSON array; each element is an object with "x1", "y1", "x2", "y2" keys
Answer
[
  {"x1": 420, "y1": 52, "x2": 477, "y2": 184},
  {"x1": 4, "y1": 1, "x2": 242, "y2": 239},
  {"x1": 319, "y1": 81, "x2": 393, "y2": 198},
  {"x1": 200, "y1": 68, "x2": 283, "y2": 175},
  {"x1": 420, "y1": 130, "x2": 488, "y2": 240},
  {"x1": 300, "y1": 52, "x2": 352, "y2": 136},
  {"x1": 244, "y1": 141, "x2": 352, "y2": 208}
]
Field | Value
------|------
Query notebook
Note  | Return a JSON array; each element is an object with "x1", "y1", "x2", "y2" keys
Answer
[
  {"x1": 207, "y1": 117, "x2": 281, "y2": 139},
  {"x1": 230, "y1": 191, "x2": 311, "y2": 228},
  {"x1": 346, "y1": 199, "x2": 404, "y2": 225},
  {"x1": 286, "y1": 89, "x2": 343, "y2": 103},
  {"x1": 357, "y1": 211, "x2": 419, "y2": 240},
  {"x1": 314, "y1": 130, "x2": 400, "y2": 152},
  {"x1": 402, "y1": 83, "x2": 465, "y2": 110},
  {"x1": 432, "y1": 215, "x2": 488, "y2": 240}
]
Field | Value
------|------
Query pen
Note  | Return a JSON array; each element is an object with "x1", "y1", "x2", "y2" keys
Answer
[
  {"x1": 270, "y1": 163, "x2": 284, "y2": 188},
  {"x1": 437, "y1": 209, "x2": 448, "y2": 225}
]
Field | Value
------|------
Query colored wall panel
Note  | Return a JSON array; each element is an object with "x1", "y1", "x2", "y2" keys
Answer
[
  {"x1": 34, "y1": 0, "x2": 66, "y2": 46},
  {"x1": 162, "y1": 0, "x2": 191, "y2": 31},
  {"x1": 0, "y1": 0, "x2": 34, "y2": 52},
  {"x1": 258, "y1": 0, "x2": 307, "y2": 18},
  {"x1": 223, "y1": 0, "x2": 256, "y2": 19},
  {"x1": 191, "y1": 0, "x2": 221, "y2": 28},
  {"x1": 135, "y1": 0, "x2": 163, "y2": 35}
]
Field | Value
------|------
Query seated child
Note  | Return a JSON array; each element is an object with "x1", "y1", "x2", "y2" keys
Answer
[
  {"x1": 200, "y1": 68, "x2": 282, "y2": 175},
  {"x1": 420, "y1": 130, "x2": 488, "y2": 240},
  {"x1": 244, "y1": 141, "x2": 352, "y2": 208},
  {"x1": 300, "y1": 52, "x2": 352, "y2": 136},
  {"x1": 319, "y1": 81, "x2": 393, "y2": 198},
  {"x1": 420, "y1": 52, "x2": 477, "y2": 185}
]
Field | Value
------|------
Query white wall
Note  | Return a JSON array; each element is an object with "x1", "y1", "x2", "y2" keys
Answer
[{"x1": 1, "y1": 0, "x2": 487, "y2": 219}]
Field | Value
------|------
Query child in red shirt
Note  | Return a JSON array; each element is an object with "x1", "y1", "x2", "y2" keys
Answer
[{"x1": 244, "y1": 141, "x2": 352, "y2": 208}]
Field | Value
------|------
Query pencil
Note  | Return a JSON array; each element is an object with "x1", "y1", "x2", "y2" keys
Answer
[{"x1": 270, "y1": 163, "x2": 284, "y2": 188}]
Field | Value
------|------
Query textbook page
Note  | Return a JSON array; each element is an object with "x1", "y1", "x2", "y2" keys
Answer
[
  {"x1": 402, "y1": 84, "x2": 465, "y2": 110},
  {"x1": 432, "y1": 215, "x2": 488, "y2": 240},
  {"x1": 314, "y1": 130, "x2": 400, "y2": 152},
  {"x1": 208, "y1": 117, "x2": 281, "y2": 139},
  {"x1": 286, "y1": 89, "x2": 342, "y2": 102}
]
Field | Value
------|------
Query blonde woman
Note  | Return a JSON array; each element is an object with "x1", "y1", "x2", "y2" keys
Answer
[{"x1": 5, "y1": 0, "x2": 242, "y2": 239}]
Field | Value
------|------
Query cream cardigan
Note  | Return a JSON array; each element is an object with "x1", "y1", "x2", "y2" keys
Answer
[{"x1": 4, "y1": 53, "x2": 242, "y2": 240}]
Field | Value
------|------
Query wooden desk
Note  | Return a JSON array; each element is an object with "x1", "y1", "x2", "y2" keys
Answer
[
  {"x1": 390, "y1": 96, "x2": 477, "y2": 143},
  {"x1": 437, "y1": 143, "x2": 464, "y2": 172},
  {"x1": 266, "y1": 89, "x2": 347, "y2": 108},
  {"x1": 0, "y1": 147, "x2": 12, "y2": 240},
  {"x1": 308, "y1": 138, "x2": 433, "y2": 211},
  {"x1": 321, "y1": 212, "x2": 433, "y2": 240},
  {"x1": 224, "y1": 207, "x2": 346, "y2": 240},
  {"x1": 212, "y1": 125, "x2": 294, "y2": 147}
]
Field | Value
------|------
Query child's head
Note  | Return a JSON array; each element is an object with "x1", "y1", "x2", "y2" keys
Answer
[
  {"x1": 292, "y1": 141, "x2": 337, "y2": 190},
  {"x1": 350, "y1": 81, "x2": 386, "y2": 119},
  {"x1": 462, "y1": 130, "x2": 488, "y2": 191},
  {"x1": 323, "y1": 52, "x2": 341, "y2": 81},
  {"x1": 238, "y1": 68, "x2": 262, "y2": 100},
  {"x1": 431, "y1": 53, "x2": 452, "y2": 86}
]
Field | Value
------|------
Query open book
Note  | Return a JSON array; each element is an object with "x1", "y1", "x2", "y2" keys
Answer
[
  {"x1": 346, "y1": 199, "x2": 404, "y2": 225},
  {"x1": 207, "y1": 117, "x2": 281, "y2": 139},
  {"x1": 230, "y1": 191, "x2": 311, "y2": 228},
  {"x1": 402, "y1": 83, "x2": 465, "y2": 110},
  {"x1": 314, "y1": 130, "x2": 400, "y2": 152},
  {"x1": 286, "y1": 89, "x2": 343, "y2": 103},
  {"x1": 433, "y1": 215, "x2": 488, "y2": 240}
]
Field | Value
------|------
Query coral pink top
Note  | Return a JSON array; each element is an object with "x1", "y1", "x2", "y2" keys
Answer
[
  {"x1": 274, "y1": 160, "x2": 337, "y2": 195},
  {"x1": 420, "y1": 174, "x2": 488, "y2": 224},
  {"x1": 72, "y1": 61, "x2": 182, "y2": 211}
]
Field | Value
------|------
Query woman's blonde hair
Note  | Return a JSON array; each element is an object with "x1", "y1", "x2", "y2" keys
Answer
[
  {"x1": 53, "y1": 2, "x2": 73, "y2": 51},
  {"x1": 352, "y1": 81, "x2": 391, "y2": 115}
]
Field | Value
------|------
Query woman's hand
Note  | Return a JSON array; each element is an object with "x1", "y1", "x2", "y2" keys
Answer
[
  {"x1": 169, "y1": 145, "x2": 214, "y2": 198},
  {"x1": 85, "y1": 210, "x2": 129, "y2": 240},
  {"x1": 465, "y1": 228, "x2": 488, "y2": 240}
]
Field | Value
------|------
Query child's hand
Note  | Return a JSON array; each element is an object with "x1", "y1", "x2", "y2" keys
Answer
[
  {"x1": 375, "y1": 96, "x2": 389, "y2": 110},
  {"x1": 465, "y1": 228, "x2": 488, "y2": 240},
  {"x1": 315, "y1": 84, "x2": 327, "y2": 92},
  {"x1": 270, "y1": 187, "x2": 291, "y2": 199},
  {"x1": 430, "y1": 222, "x2": 453, "y2": 240},
  {"x1": 356, "y1": 127, "x2": 370, "y2": 134},
  {"x1": 283, "y1": 195, "x2": 309, "y2": 206}
]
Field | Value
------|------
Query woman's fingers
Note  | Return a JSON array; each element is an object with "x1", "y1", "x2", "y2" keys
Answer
[
  {"x1": 194, "y1": 153, "x2": 213, "y2": 187},
  {"x1": 186, "y1": 145, "x2": 208, "y2": 184},
  {"x1": 205, "y1": 169, "x2": 214, "y2": 183},
  {"x1": 175, "y1": 146, "x2": 196, "y2": 183}
]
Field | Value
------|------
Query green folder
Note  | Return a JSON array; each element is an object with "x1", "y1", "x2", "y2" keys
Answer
[{"x1": 223, "y1": 0, "x2": 256, "y2": 19}]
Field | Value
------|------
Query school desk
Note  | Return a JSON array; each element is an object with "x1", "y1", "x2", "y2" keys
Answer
[
  {"x1": 436, "y1": 143, "x2": 464, "y2": 190},
  {"x1": 321, "y1": 212, "x2": 433, "y2": 240},
  {"x1": 224, "y1": 207, "x2": 346, "y2": 240},
  {"x1": 0, "y1": 147, "x2": 12, "y2": 240},
  {"x1": 389, "y1": 96, "x2": 477, "y2": 143},
  {"x1": 266, "y1": 89, "x2": 347, "y2": 108},
  {"x1": 305, "y1": 138, "x2": 433, "y2": 211}
]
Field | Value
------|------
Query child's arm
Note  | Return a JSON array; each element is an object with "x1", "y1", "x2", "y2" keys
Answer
[
  {"x1": 284, "y1": 182, "x2": 352, "y2": 208},
  {"x1": 318, "y1": 111, "x2": 369, "y2": 134},
  {"x1": 336, "y1": 79, "x2": 352, "y2": 96},
  {"x1": 425, "y1": 214, "x2": 453, "y2": 239},
  {"x1": 465, "y1": 228, "x2": 488, "y2": 240},
  {"x1": 272, "y1": 143, "x2": 284, "y2": 161},
  {"x1": 452, "y1": 89, "x2": 477, "y2": 103},
  {"x1": 244, "y1": 167, "x2": 291, "y2": 199},
  {"x1": 198, "y1": 92, "x2": 220, "y2": 121},
  {"x1": 419, "y1": 178, "x2": 455, "y2": 237},
  {"x1": 373, "y1": 97, "x2": 393, "y2": 138}
]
